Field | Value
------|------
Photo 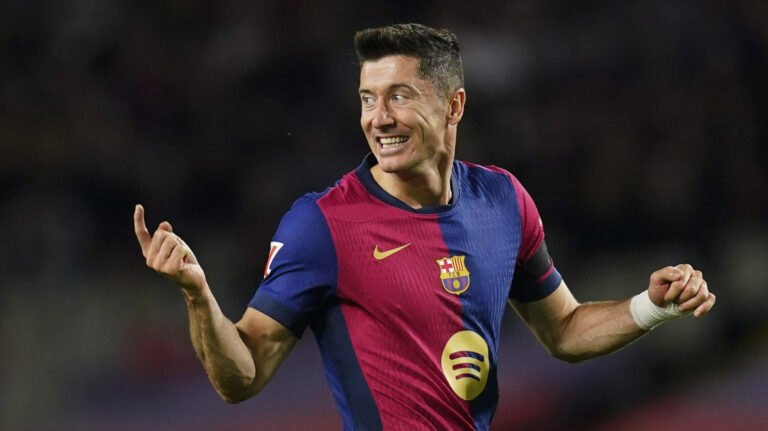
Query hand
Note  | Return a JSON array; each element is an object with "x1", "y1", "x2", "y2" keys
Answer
[
  {"x1": 647, "y1": 264, "x2": 716, "y2": 318},
  {"x1": 134, "y1": 204, "x2": 207, "y2": 293}
]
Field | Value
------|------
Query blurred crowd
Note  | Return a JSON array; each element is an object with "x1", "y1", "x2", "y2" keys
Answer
[{"x1": 1, "y1": 1, "x2": 766, "y2": 430}]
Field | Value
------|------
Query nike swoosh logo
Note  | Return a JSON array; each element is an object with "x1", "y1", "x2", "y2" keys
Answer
[{"x1": 373, "y1": 243, "x2": 411, "y2": 260}]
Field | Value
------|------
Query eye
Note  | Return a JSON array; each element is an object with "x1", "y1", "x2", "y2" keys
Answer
[
  {"x1": 361, "y1": 95, "x2": 375, "y2": 106},
  {"x1": 392, "y1": 94, "x2": 407, "y2": 103}
]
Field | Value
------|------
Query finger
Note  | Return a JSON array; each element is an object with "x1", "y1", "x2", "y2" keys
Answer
[
  {"x1": 158, "y1": 221, "x2": 173, "y2": 233},
  {"x1": 678, "y1": 280, "x2": 708, "y2": 312},
  {"x1": 663, "y1": 275, "x2": 688, "y2": 303},
  {"x1": 146, "y1": 229, "x2": 170, "y2": 267},
  {"x1": 651, "y1": 266, "x2": 683, "y2": 286},
  {"x1": 693, "y1": 291, "x2": 716, "y2": 318},
  {"x1": 677, "y1": 271, "x2": 704, "y2": 304},
  {"x1": 163, "y1": 242, "x2": 188, "y2": 274},
  {"x1": 155, "y1": 235, "x2": 179, "y2": 270},
  {"x1": 675, "y1": 264, "x2": 694, "y2": 286},
  {"x1": 664, "y1": 264, "x2": 694, "y2": 302},
  {"x1": 665, "y1": 280, "x2": 684, "y2": 302},
  {"x1": 134, "y1": 204, "x2": 152, "y2": 256}
]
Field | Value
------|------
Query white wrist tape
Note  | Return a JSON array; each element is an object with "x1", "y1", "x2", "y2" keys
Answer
[{"x1": 630, "y1": 291, "x2": 686, "y2": 330}]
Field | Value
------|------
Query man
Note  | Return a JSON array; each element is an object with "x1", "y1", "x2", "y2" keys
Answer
[{"x1": 133, "y1": 24, "x2": 716, "y2": 430}]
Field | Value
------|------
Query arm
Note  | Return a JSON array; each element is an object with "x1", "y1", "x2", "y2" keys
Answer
[
  {"x1": 510, "y1": 265, "x2": 716, "y2": 363},
  {"x1": 134, "y1": 204, "x2": 296, "y2": 402},
  {"x1": 186, "y1": 288, "x2": 297, "y2": 403}
]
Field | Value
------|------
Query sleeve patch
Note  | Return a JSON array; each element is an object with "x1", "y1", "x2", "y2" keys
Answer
[
  {"x1": 248, "y1": 195, "x2": 338, "y2": 338},
  {"x1": 263, "y1": 241, "x2": 284, "y2": 278}
]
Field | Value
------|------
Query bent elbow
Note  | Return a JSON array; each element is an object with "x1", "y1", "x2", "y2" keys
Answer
[
  {"x1": 216, "y1": 382, "x2": 261, "y2": 404},
  {"x1": 546, "y1": 343, "x2": 591, "y2": 364},
  {"x1": 221, "y1": 395, "x2": 241, "y2": 404},
  {"x1": 223, "y1": 395, "x2": 248, "y2": 404},
  {"x1": 218, "y1": 389, "x2": 257, "y2": 404},
  {"x1": 552, "y1": 350, "x2": 588, "y2": 364}
]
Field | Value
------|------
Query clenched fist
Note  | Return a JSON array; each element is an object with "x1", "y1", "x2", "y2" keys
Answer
[
  {"x1": 134, "y1": 204, "x2": 207, "y2": 293},
  {"x1": 647, "y1": 264, "x2": 716, "y2": 318}
]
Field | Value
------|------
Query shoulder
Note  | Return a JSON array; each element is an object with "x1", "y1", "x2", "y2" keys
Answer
[
  {"x1": 281, "y1": 171, "x2": 355, "y2": 222},
  {"x1": 265, "y1": 190, "x2": 339, "y2": 285},
  {"x1": 456, "y1": 160, "x2": 518, "y2": 182},
  {"x1": 275, "y1": 164, "x2": 376, "y2": 238},
  {"x1": 455, "y1": 160, "x2": 529, "y2": 197},
  {"x1": 277, "y1": 193, "x2": 327, "y2": 233},
  {"x1": 271, "y1": 182, "x2": 343, "y2": 250}
]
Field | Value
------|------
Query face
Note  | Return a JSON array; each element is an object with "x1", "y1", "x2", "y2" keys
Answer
[{"x1": 359, "y1": 55, "x2": 455, "y2": 175}]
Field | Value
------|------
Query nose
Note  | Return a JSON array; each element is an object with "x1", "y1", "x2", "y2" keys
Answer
[{"x1": 371, "y1": 100, "x2": 395, "y2": 129}]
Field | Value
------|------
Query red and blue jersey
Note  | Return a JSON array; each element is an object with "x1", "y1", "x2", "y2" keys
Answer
[{"x1": 249, "y1": 154, "x2": 562, "y2": 430}]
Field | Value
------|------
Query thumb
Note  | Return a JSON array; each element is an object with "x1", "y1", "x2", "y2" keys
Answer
[
  {"x1": 648, "y1": 266, "x2": 684, "y2": 306},
  {"x1": 666, "y1": 266, "x2": 684, "y2": 282},
  {"x1": 158, "y1": 221, "x2": 173, "y2": 233},
  {"x1": 651, "y1": 266, "x2": 683, "y2": 286}
]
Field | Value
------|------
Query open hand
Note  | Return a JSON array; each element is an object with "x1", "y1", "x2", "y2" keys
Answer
[{"x1": 134, "y1": 204, "x2": 207, "y2": 293}]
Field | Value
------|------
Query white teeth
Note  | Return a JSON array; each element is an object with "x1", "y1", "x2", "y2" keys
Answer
[{"x1": 379, "y1": 136, "x2": 409, "y2": 148}]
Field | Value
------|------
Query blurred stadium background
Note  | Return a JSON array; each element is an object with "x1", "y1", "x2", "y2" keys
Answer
[{"x1": 1, "y1": 1, "x2": 767, "y2": 430}]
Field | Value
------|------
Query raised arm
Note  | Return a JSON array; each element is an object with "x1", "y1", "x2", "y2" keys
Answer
[
  {"x1": 133, "y1": 204, "x2": 296, "y2": 402},
  {"x1": 510, "y1": 264, "x2": 716, "y2": 363}
]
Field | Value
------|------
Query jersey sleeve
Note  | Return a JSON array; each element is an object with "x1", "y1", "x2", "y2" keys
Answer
[
  {"x1": 248, "y1": 194, "x2": 338, "y2": 338},
  {"x1": 507, "y1": 175, "x2": 563, "y2": 302}
]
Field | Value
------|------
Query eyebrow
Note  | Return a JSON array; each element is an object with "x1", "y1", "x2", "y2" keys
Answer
[{"x1": 358, "y1": 83, "x2": 419, "y2": 95}]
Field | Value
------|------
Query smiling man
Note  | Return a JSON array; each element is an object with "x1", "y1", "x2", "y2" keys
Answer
[
  {"x1": 134, "y1": 23, "x2": 716, "y2": 430},
  {"x1": 359, "y1": 52, "x2": 463, "y2": 209}
]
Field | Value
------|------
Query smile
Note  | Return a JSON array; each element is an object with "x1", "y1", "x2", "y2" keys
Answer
[{"x1": 378, "y1": 135, "x2": 410, "y2": 150}]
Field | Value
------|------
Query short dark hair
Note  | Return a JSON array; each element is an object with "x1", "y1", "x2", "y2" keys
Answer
[{"x1": 354, "y1": 23, "x2": 464, "y2": 98}]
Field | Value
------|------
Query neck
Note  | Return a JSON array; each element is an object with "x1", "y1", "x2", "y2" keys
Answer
[{"x1": 371, "y1": 154, "x2": 454, "y2": 209}]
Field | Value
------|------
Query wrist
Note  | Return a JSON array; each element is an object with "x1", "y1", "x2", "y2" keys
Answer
[
  {"x1": 629, "y1": 291, "x2": 686, "y2": 330},
  {"x1": 181, "y1": 281, "x2": 211, "y2": 306}
]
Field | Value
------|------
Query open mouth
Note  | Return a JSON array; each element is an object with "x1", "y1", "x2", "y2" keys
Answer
[{"x1": 377, "y1": 135, "x2": 410, "y2": 150}]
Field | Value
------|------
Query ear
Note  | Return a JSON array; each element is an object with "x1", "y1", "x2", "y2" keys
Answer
[{"x1": 446, "y1": 88, "x2": 466, "y2": 126}]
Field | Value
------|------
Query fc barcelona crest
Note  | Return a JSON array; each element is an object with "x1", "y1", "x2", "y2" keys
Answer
[{"x1": 436, "y1": 255, "x2": 470, "y2": 295}]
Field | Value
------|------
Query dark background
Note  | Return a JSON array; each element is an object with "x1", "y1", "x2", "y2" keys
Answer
[{"x1": 2, "y1": 1, "x2": 766, "y2": 430}]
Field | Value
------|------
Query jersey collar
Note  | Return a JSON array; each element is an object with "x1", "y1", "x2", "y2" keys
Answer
[{"x1": 353, "y1": 153, "x2": 460, "y2": 214}]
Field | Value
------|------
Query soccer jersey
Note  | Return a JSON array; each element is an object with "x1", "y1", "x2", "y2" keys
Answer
[{"x1": 249, "y1": 153, "x2": 562, "y2": 431}]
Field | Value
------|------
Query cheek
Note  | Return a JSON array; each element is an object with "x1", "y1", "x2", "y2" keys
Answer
[
  {"x1": 360, "y1": 116, "x2": 375, "y2": 146},
  {"x1": 414, "y1": 112, "x2": 439, "y2": 135}
]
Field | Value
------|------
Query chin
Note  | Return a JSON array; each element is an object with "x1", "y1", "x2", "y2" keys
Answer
[
  {"x1": 374, "y1": 153, "x2": 410, "y2": 173},
  {"x1": 381, "y1": 161, "x2": 427, "y2": 178},
  {"x1": 376, "y1": 160, "x2": 402, "y2": 174}
]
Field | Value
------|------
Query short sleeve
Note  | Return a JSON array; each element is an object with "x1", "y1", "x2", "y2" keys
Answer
[
  {"x1": 507, "y1": 175, "x2": 562, "y2": 302},
  {"x1": 248, "y1": 195, "x2": 338, "y2": 338}
]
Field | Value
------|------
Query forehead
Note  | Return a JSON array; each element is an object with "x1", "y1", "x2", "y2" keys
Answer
[{"x1": 359, "y1": 55, "x2": 429, "y2": 92}]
